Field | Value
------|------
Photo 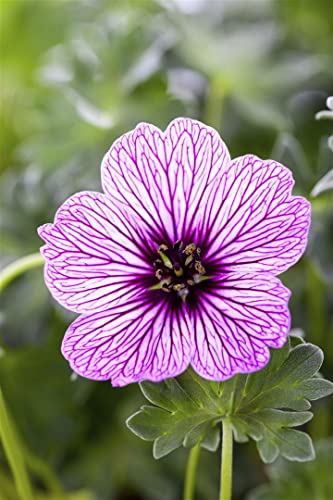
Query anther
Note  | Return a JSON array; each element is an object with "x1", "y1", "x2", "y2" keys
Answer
[
  {"x1": 173, "y1": 283, "x2": 185, "y2": 292},
  {"x1": 173, "y1": 240, "x2": 183, "y2": 251},
  {"x1": 194, "y1": 261, "x2": 206, "y2": 275},
  {"x1": 158, "y1": 244, "x2": 168, "y2": 253},
  {"x1": 155, "y1": 269, "x2": 163, "y2": 280},
  {"x1": 184, "y1": 243, "x2": 196, "y2": 255}
]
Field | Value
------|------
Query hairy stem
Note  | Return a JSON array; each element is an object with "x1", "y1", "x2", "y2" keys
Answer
[
  {"x1": 0, "y1": 388, "x2": 34, "y2": 500},
  {"x1": 183, "y1": 444, "x2": 201, "y2": 500},
  {"x1": 219, "y1": 419, "x2": 233, "y2": 500},
  {"x1": 0, "y1": 253, "x2": 44, "y2": 293}
]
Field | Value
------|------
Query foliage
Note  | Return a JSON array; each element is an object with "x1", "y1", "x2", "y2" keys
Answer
[
  {"x1": 127, "y1": 339, "x2": 333, "y2": 462},
  {"x1": 247, "y1": 438, "x2": 333, "y2": 500}
]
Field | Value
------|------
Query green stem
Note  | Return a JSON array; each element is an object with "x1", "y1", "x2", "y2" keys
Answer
[
  {"x1": 183, "y1": 444, "x2": 201, "y2": 500},
  {"x1": 24, "y1": 448, "x2": 65, "y2": 497},
  {"x1": 0, "y1": 253, "x2": 44, "y2": 293},
  {"x1": 219, "y1": 419, "x2": 233, "y2": 500},
  {"x1": 306, "y1": 258, "x2": 330, "y2": 440},
  {"x1": 306, "y1": 258, "x2": 325, "y2": 347},
  {"x1": 0, "y1": 388, "x2": 34, "y2": 500},
  {"x1": 204, "y1": 75, "x2": 226, "y2": 130}
]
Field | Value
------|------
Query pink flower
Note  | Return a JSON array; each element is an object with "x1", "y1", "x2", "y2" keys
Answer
[{"x1": 38, "y1": 118, "x2": 311, "y2": 386}]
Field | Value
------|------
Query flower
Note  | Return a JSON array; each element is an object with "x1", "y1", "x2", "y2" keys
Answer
[{"x1": 38, "y1": 118, "x2": 311, "y2": 386}]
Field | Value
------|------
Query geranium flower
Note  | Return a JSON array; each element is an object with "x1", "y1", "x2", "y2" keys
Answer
[{"x1": 38, "y1": 118, "x2": 310, "y2": 386}]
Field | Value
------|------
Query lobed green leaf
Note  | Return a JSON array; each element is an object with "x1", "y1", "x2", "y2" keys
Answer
[{"x1": 126, "y1": 341, "x2": 333, "y2": 463}]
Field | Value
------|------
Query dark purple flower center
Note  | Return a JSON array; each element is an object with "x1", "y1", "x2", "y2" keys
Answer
[{"x1": 151, "y1": 240, "x2": 207, "y2": 301}]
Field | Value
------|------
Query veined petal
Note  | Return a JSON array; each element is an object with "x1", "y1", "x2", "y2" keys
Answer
[
  {"x1": 38, "y1": 191, "x2": 152, "y2": 314},
  {"x1": 191, "y1": 273, "x2": 290, "y2": 380},
  {"x1": 101, "y1": 117, "x2": 230, "y2": 243},
  {"x1": 61, "y1": 298, "x2": 192, "y2": 386},
  {"x1": 204, "y1": 155, "x2": 311, "y2": 274}
]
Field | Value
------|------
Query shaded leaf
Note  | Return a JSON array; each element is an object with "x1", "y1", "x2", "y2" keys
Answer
[
  {"x1": 248, "y1": 438, "x2": 333, "y2": 500},
  {"x1": 311, "y1": 168, "x2": 333, "y2": 197}
]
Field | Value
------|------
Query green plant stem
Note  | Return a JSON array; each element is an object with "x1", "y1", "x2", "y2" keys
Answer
[
  {"x1": 306, "y1": 258, "x2": 325, "y2": 347},
  {"x1": 183, "y1": 444, "x2": 201, "y2": 500},
  {"x1": 204, "y1": 75, "x2": 226, "y2": 130},
  {"x1": 0, "y1": 253, "x2": 44, "y2": 293},
  {"x1": 0, "y1": 389, "x2": 34, "y2": 500},
  {"x1": 24, "y1": 448, "x2": 65, "y2": 497},
  {"x1": 306, "y1": 258, "x2": 329, "y2": 440},
  {"x1": 219, "y1": 419, "x2": 233, "y2": 500}
]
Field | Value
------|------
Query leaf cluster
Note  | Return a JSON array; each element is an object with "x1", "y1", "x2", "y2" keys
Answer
[{"x1": 127, "y1": 339, "x2": 333, "y2": 463}]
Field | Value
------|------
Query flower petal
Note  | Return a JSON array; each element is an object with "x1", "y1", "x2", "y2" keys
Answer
[
  {"x1": 191, "y1": 273, "x2": 290, "y2": 380},
  {"x1": 101, "y1": 117, "x2": 230, "y2": 243},
  {"x1": 61, "y1": 297, "x2": 191, "y2": 386},
  {"x1": 38, "y1": 191, "x2": 152, "y2": 314},
  {"x1": 204, "y1": 155, "x2": 311, "y2": 274}
]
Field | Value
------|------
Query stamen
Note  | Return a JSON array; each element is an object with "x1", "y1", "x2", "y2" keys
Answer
[
  {"x1": 158, "y1": 249, "x2": 173, "y2": 269},
  {"x1": 155, "y1": 269, "x2": 163, "y2": 280},
  {"x1": 173, "y1": 240, "x2": 183, "y2": 251},
  {"x1": 184, "y1": 255, "x2": 194, "y2": 267},
  {"x1": 152, "y1": 240, "x2": 207, "y2": 302},
  {"x1": 158, "y1": 244, "x2": 168, "y2": 252},
  {"x1": 194, "y1": 261, "x2": 206, "y2": 275},
  {"x1": 162, "y1": 282, "x2": 172, "y2": 292},
  {"x1": 149, "y1": 277, "x2": 172, "y2": 290},
  {"x1": 178, "y1": 288, "x2": 189, "y2": 302},
  {"x1": 173, "y1": 283, "x2": 185, "y2": 292},
  {"x1": 184, "y1": 243, "x2": 196, "y2": 255}
]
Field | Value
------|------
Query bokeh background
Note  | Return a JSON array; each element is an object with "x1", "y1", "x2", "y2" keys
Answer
[{"x1": 0, "y1": 1, "x2": 332, "y2": 499}]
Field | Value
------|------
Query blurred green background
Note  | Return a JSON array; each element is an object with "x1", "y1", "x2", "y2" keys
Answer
[{"x1": 0, "y1": 0, "x2": 332, "y2": 499}]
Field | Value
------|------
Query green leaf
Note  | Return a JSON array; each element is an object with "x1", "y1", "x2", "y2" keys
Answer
[
  {"x1": 311, "y1": 168, "x2": 333, "y2": 197},
  {"x1": 248, "y1": 438, "x2": 333, "y2": 500},
  {"x1": 127, "y1": 342, "x2": 333, "y2": 463}
]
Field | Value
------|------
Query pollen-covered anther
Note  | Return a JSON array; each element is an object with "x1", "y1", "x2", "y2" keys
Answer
[
  {"x1": 161, "y1": 279, "x2": 172, "y2": 292},
  {"x1": 173, "y1": 240, "x2": 183, "y2": 251},
  {"x1": 194, "y1": 261, "x2": 206, "y2": 275},
  {"x1": 158, "y1": 244, "x2": 168, "y2": 252},
  {"x1": 184, "y1": 243, "x2": 196, "y2": 255},
  {"x1": 155, "y1": 269, "x2": 163, "y2": 280},
  {"x1": 173, "y1": 283, "x2": 186, "y2": 292}
]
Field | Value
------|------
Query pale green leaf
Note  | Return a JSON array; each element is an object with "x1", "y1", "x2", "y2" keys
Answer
[{"x1": 127, "y1": 342, "x2": 333, "y2": 463}]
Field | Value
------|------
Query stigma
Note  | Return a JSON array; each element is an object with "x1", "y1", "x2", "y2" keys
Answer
[{"x1": 151, "y1": 240, "x2": 206, "y2": 301}]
